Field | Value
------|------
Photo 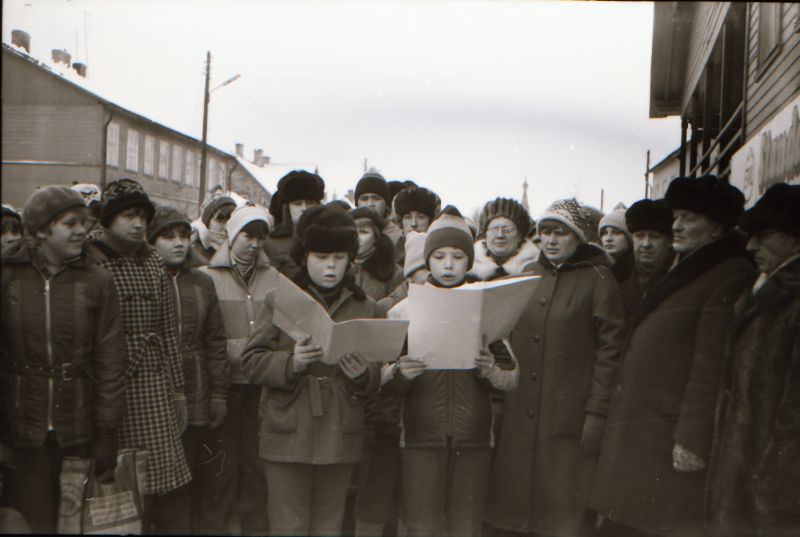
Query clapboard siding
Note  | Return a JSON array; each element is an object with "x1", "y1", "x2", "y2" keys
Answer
[
  {"x1": 745, "y1": 3, "x2": 800, "y2": 137},
  {"x1": 683, "y1": 2, "x2": 731, "y2": 112}
]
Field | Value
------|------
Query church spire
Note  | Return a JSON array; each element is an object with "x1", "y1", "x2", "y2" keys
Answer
[{"x1": 521, "y1": 176, "x2": 530, "y2": 212}]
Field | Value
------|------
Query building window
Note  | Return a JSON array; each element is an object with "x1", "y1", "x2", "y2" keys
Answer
[
  {"x1": 184, "y1": 150, "x2": 195, "y2": 186},
  {"x1": 158, "y1": 141, "x2": 170, "y2": 179},
  {"x1": 172, "y1": 145, "x2": 183, "y2": 183},
  {"x1": 208, "y1": 158, "x2": 218, "y2": 189},
  {"x1": 218, "y1": 162, "x2": 227, "y2": 189},
  {"x1": 106, "y1": 122, "x2": 119, "y2": 167},
  {"x1": 143, "y1": 135, "x2": 155, "y2": 176},
  {"x1": 758, "y1": 3, "x2": 782, "y2": 69},
  {"x1": 126, "y1": 129, "x2": 139, "y2": 172}
]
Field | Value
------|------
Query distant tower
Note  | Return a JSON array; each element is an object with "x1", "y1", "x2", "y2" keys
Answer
[{"x1": 521, "y1": 177, "x2": 530, "y2": 212}]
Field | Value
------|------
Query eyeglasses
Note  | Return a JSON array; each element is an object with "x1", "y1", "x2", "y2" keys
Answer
[{"x1": 487, "y1": 225, "x2": 517, "y2": 235}]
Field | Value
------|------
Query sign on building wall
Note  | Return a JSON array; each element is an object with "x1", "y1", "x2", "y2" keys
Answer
[{"x1": 730, "y1": 93, "x2": 800, "y2": 207}]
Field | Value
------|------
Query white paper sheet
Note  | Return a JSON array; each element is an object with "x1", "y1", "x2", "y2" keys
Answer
[
  {"x1": 272, "y1": 272, "x2": 409, "y2": 364},
  {"x1": 406, "y1": 275, "x2": 540, "y2": 369}
]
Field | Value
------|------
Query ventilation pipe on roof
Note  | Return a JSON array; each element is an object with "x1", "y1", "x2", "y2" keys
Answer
[
  {"x1": 12, "y1": 30, "x2": 31, "y2": 53},
  {"x1": 254, "y1": 149, "x2": 264, "y2": 167},
  {"x1": 262, "y1": 154, "x2": 271, "y2": 165},
  {"x1": 235, "y1": 143, "x2": 244, "y2": 157},
  {"x1": 72, "y1": 62, "x2": 87, "y2": 77},
  {"x1": 52, "y1": 49, "x2": 71, "y2": 65}
]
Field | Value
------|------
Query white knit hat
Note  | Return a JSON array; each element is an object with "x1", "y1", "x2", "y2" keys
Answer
[
  {"x1": 403, "y1": 230, "x2": 428, "y2": 278},
  {"x1": 598, "y1": 203, "x2": 631, "y2": 242},
  {"x1": 226, "y1": 203, "x2": 270, "y2": 244},
  {"x1": 538, "y1": 198, "x2": 591, "y2": 243}
]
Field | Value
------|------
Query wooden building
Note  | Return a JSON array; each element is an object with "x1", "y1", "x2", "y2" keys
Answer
[
  {"x1": 1, "y1": 42, "x2": 271, "y2": 216},
  {"x1": 649, "y1": 2, "x2": 799, "y2": 205}
]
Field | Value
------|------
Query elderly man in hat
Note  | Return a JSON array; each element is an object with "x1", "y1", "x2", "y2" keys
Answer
[
  {"x1": 706, "y1": 183, "x2": 800, "y2": 537},
  {"x1": 590, "y1": 175, "x2": 755, "y2": 537}
]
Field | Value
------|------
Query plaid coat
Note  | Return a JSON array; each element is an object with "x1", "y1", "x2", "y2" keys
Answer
[{"x1": 92, "y1": 229, "x2": 191, "y2": 495}]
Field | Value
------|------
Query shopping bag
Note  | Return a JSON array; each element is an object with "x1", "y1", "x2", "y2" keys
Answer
[{"x1": 58, "y1": 448, "x2": 148, "y2": 534}]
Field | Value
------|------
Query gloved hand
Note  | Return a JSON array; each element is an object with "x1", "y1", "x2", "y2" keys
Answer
[
  {"x1": 209, "y1": 397, "x2": 227, "y2": 429},
  {"x1": 579, "y1": 413, "x2": 606, "y2": 456},
  {"x1": 175, "y1": 394, "x2": 188, "y2": 435},
  {"x1": 92, "y1": 428, "x2": 118, "y2": 481},
  {"x1": 672, "y1": 442, "x2": 706, "y2": 472}
]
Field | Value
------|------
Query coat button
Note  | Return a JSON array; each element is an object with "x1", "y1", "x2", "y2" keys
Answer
[
  {"x1": 532, "y1": 334, "x2": 541, "y2": 343},
  {"x1": 249, "y1": 320, "x2": 255, "y2": 325},
  {"x1": 527, "y1": 409, "x2": 536, "y2": 418},
  {"x1": 530, "y1": 371, "x2": 537, "y2": 381},
  {"x1": 247, "y1": 295, "x2": 252, "y2": 299},
  {"x1": 538, "y1": 297, "x2": 547, "y2": 305}
]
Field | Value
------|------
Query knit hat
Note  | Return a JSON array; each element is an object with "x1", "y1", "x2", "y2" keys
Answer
[
  {"x1": 355, "y1": 171, "x2": 390, "y2": 205},
  {"x1": 226, "y1": 203, "x2": 270, "y2": 245},
  {"x1": 71, "y1": 183, "x2": 101, "y2": 207},
  {"x1": 403, "y1": 230, "x2": 428, "y2": 278},
  {"x1": 394, "y1": 186, "x2": 439, "y2": 219},
  {"x1": 200, "y1": 189, "x2": 236, "y2": 228},
  {"x1": 100, "y1": 178, "x2": 155, "y2": 227},
  {"x1": 291, "y1": 204, "x2": 359, "y2": 265},
  {"x1": 626, "y1": 199, "x2": 673, "y2": 235},
  {"x1": 147, "y1": 205, "x2": 191, "y2": 244},
  {"x1": 350, "y1": 206, "x2": 385, "y2": 232},
  {"x1": 23, "y1": 185, "x2": 86, "y2": 235},
  {"x1": 423, "y1": 205, "x2": 475, "y2": 269},
  {"x1": 598, "y1": 203, "x2": 631, "y2": 242},
  {"x1": 389, "y1": 180, "x2": 416, "y2": 203},
  {"x1": 538, "y1": 198, "x2": 592, "y2": 243},
  {"x1": 479, "y1": 197, "x2": 531, "y2": 238},
  {"x1": 738, "y1": 183, "x2": 800, "y2": 238},
  {"x1": 665, "y1": 175, "x2": 745, "y2": 230}
]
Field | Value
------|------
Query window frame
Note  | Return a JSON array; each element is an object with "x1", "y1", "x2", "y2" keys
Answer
[{"x1": 106, "y1": 122, "x2": 120, "y2": 168}]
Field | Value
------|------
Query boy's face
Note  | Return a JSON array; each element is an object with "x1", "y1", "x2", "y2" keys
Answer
[
  {"x1": 306, "y1": 251, "x2": 349, "y2": 289},
  {"x1": 109, "y1": 207, "x2": 148, "y2": 242},
  {"x1": 401, "y1": 211, "x2": 431, "y2": 235},
  {"x1": 357, "y1": 193, "x2": 387, "y2": 217},
  {"x1": 154, "y1": 224, "x2": 191, "y2": 267},
  {"x1": 38, "y1": 207, "x2": 88, "y2": 262},
  {"x1": 289, "y1": 199, "x2": 320, "y2": 224},
  {"x1": 428, "y1": 246, "x2": 468, "y2": 287},
  {"x1": 230, "y1": 230, "x2": 265, "y2": 265}
]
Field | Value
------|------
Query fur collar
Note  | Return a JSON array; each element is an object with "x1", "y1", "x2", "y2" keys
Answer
[
  {"x1": 358, "y1": 234, "x2": 397, "y2": 282},
  {"x1": 469, "y1": 239, "x2": 540, "y2": 280},
  {"x1": 732, "y1": 255, "x2": 800, "y2": 327}
]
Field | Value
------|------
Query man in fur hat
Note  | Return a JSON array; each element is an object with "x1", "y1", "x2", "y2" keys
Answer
[
  {"x1": 354, "y1": 170, "x2": 403, "y2": 245},
  {"x1": 591, "y1": 175, "x2": 755, "y2": 537},
  {"x1": 392, "y1": 185, "x2": 440, "y2": 268}
]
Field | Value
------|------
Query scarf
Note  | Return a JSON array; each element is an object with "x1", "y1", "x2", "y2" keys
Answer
[
  {"x1": 100, "y1": 227, "x2": 149, "y2": 257},
  {"x1": 354, "y1": 243, "x2": 377, "y2": 266},
  {"x1": 230, "y1": 250, "x2": 256, "y2": 285}
]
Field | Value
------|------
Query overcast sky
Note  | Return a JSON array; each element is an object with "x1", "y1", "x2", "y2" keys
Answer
[{"x1": 3, "y1": 0, "x2": 681, "y2": 217}]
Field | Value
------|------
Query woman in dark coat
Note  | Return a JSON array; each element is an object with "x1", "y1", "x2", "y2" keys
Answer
[
  {"x1": 706, "y1": 183, "x2": 800, "y2": 537},
  {"x1": 590, "y1": 176, "x2": 755, "y2": 537},
  {"x1": 485, "y1": 198, "x2": 626, "y2": 537}
]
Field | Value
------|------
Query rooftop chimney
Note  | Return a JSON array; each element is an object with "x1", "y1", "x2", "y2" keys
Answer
[
  {"x1": 254, "y1": 149, "x2": 264, "y2": 167},
  {"x1": 235, "y1": 143, "x2": 244, "y2": 158},
  {"x1": 52, "y1": 49, "x2": 71, "y2": 66},
  {"x1": 12, "y1": 30, "x2": 31, "y2": 53},
  {"x1": 262, "y1": 154, "x2": 271, "y2": 165},
  {"x1": 72, "y1": 62, "x2": 87, "y2": 77}
]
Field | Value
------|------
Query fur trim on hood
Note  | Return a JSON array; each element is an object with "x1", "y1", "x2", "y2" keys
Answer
[{"x1": 469, "y1": 239, "x2": 540, "y2": 280}]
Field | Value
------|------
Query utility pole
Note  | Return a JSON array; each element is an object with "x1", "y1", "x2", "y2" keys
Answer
[
  {"x1": 600, "y1": 188, "x2": 605, "y2": 212},
  {"x1": 198, "y1": 51, "x2": 211, "y2": 207},
  {"x1": 645, "y1": 149, "x2": 651, "y2": 198}
]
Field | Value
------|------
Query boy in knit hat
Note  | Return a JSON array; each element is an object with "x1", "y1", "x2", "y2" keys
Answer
[
  {"x1": 472, "y1": 197, "x2": 539, "y2": 281},
  {"x1": 197, "y1": 203, "x2": 277, "y2": 535},
  {"x1": 2, "y1": 186, "x2": 126, "y2": 533},
  {"x1": 355, "y1": 170, "x2": 403, "y2": 245},
  {"x1": 194, "y1": 188, "x2": 237, "y2": 263},
  {"x1": 147, "y1": 206, "x2": 231, "y2": 533}
]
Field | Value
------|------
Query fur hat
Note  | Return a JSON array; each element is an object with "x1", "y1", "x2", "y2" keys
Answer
[
  {"x1": 23, "y1": 185, "x2": 86, "y2": 235},
  {"x1": 226, "y1": 203, "x2": 270, "y2": 244},
  {"x1": 626, "y1": 199, "x2": 673, "y2": 235},
  {"x1": 355, "y1": 172, "x2": 390, "y2": 204},
  {"x1": 290, "y1": 204, "x2": 359, "y2": 265},
  {"x1": 479, "y1": 197, "x2": 531, "y2": 238},
  {"x1": 201, "y1": 190, "x2": 236, "y2": 228},
  {"x1": 350, "y1": 206, "x2": 385, "y2": 232},
  {"x1": 100, "y1": 178, "x2": 155, "y2": 227},
  {"x1": 738, "y1": 183, "x2": 800, "y2": 238},
  {"x1": 424, "y1": 205, "x2": 475, "y2": 269},
  {"x1": 403, "y1": 230, "x2": 428, "y2": 278},
  {"x1": 538, "y1": 198, "x2": 592, "y2": 243},
  {"x1": 389, "y1": 180, "x2": 416, "y2": 202},
  {"x1": 598, "y1": 203, "x2": 631, "y2": 242},
  {"x1": 394, "y1": 186, "x2": 439, "y2": 219},
  {"x1": 147, "y1": 205, "x2": 191, "y2": 244},
  {"x1": 665, "y1": 175, "x2": 745, "y2": 230}
]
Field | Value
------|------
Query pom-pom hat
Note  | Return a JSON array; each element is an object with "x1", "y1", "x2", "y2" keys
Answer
[
  {"x1": 355, "y1": 171, "x2": 390, "y2": 204},
  {"x1": 423, "y1": 205, "x2": 475, "y2": 269},
  {"x1": 598, "y1": 203, "x2": 631, "y2": 243},
  {"x1": 664, "y1": 175, "x2": 745, "y2": 230}
]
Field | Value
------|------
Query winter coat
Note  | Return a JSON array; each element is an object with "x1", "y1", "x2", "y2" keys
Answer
[
  {"x1": 91, "y1": 228, "x2": 191, "y2": 495},
  {"x1": 264, "y1": 223, "x2": 300, "y2": 278},
  {"x1": 706, "y1": 255, "x2": 800, "y2": 536},
  {"x1": 166, "y1": 250, "x2": 230, "y2": 426},
  {"x1": 241, "y1": 282, "x2": 381, "y2": 465},
  {"x1": 589, "y1": 232, "x2": 755, "y2": 536},
  {"x1": 0, "y1": 239, "x2": 126, "y2": 449},
  {"x1": 485, "y1": 243, "x2": 626, "y2": 535},
  {"x1": 352, "y1": 234, "x2": 404, "y2": 302},
  {"x1": 200, "y1": 241, "x2": 280, "y2": 384},
  {"x1": 469, "y1": 239, "x2": 539, "y2": 281},
  {"x1": 383, "y1": 219, "x2": 402, "y2": 246}
]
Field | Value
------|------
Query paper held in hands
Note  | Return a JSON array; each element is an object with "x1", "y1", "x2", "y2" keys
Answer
[
  {"x1": 272, "y1": 272, "x2": 409, "y2": 364},
  {"x1": 407, "y1": 275, "x2": 541, "y2": 369}
]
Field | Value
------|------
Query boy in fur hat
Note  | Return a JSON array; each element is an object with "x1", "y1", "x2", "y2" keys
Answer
[
  {"x1": 471, "y1": 197, "x2": 539, "y2": 281},
  {"x1": 1, "y1": 186, "x2": 126, "y2": 533},
  {"x1": 242, "y1": 204, "x2": 381, "y2": 536},
  {"x1": 392, "y1": 185, "x2": 440, "y2": 268},
  {"x1": 147, "y1": 206, "x2": 231, "y2": 533},
  {"x1": 197, "y1": 203, "x2": 277, "y2": 534},
  {"x1": 350, "y1": 206, "x2": 403, "y2": 301},
  {"x1": 265, "y1": 170, "x2": 325, "y2": 277},
  {"x1": 355, "y1": 170, "x2": 403, "y2": 246}
]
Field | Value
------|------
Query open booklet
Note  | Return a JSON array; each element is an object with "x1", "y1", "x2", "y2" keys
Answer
[
  {"x1": 272, "y1": 272, "x2": 409, "y2": 365},
  {"x1": 406, "y1": 275, "x2": 541, "y2": 369}
]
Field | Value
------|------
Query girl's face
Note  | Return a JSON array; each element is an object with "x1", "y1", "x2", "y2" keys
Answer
[
  {"x1": 306, "y1": 251, "x2": 349, "y2": 288},
  {"x1": 428, "y1": 246, "x2": 469, "y2": 287},
  {"x1": 230, "y1": 230, "x2": 264, "y2": 265},
  {"x1": 109, "y1": 207, "x2": 148, "y2": 242},
  {"x1": 355, "y1": 218, "x2": 377, "y2": 256},
  {"x1": 401, "y1": 210, "x2": 431, "y2": 234},
  {"x1": 539, "y1": 221, "x2": 580, "y2": 265},
  {"x1": 600, "y1": 227, "x2": 631, "y2": 256},
  {"x1": 154, "y1": 224, "x2": 191, "y2": 267}
]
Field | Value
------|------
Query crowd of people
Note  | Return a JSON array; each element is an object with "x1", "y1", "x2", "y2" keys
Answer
[{"x1": 0, "y1": 170, "x2": 798, "y2": 537}]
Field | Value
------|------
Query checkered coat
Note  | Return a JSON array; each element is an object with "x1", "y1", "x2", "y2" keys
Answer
[{"x1": 92, "y1": 230, "x2": 191, "y2": 495}]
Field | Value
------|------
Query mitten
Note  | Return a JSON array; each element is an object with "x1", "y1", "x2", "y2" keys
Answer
[
  {"x1": 672, "y1": 442, "x2": 706, "y2": 472},
  {"x1": 209, "y1": 397, "x2": 227, "y2": 429},
  {"x1": 579, "y1": 413, "x2": 606, "y2": 456},
  {"x1": 92, "y1": 428, "x2": 118, "y2": 477}
]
